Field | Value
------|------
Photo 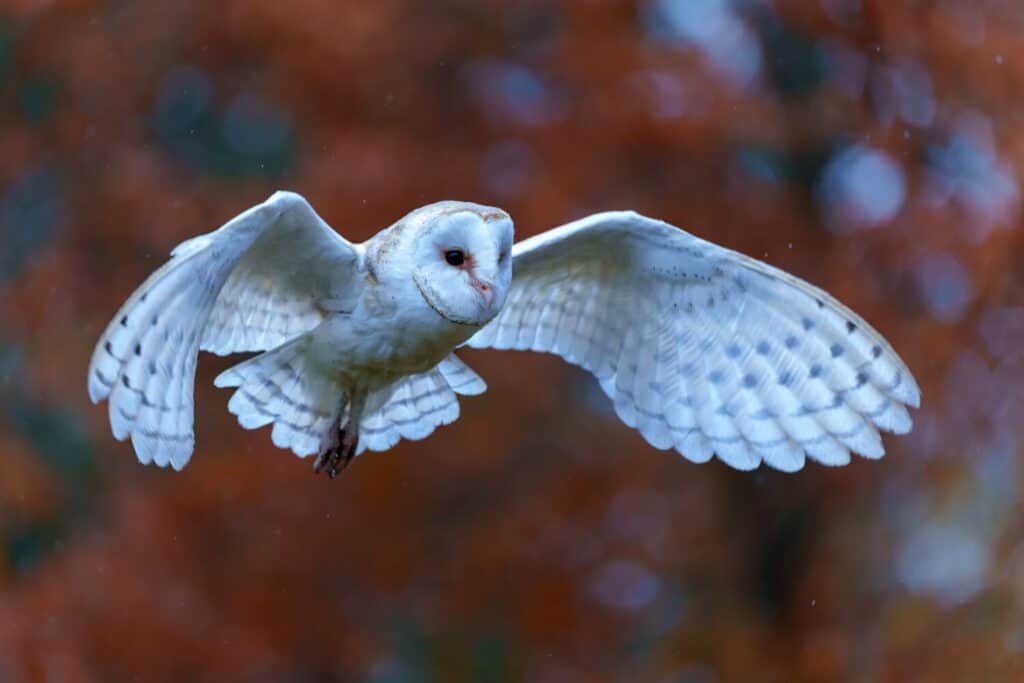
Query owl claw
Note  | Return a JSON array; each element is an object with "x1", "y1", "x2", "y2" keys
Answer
[{"x1": 314, "y1": 428, "x2": 358, "y2": 479}]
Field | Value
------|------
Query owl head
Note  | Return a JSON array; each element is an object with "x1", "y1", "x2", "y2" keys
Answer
[{"x1": 403, "y1": 201, "x2": 514, "y2": 327}]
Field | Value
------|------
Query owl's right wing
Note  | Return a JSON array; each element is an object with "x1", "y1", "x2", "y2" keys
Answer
[
  {"x1": 466, "y1": 211, "x2": 920, "y2": 472},
  {"x1": 87, "y1": 191, "x2": 362, "y2": 470}
]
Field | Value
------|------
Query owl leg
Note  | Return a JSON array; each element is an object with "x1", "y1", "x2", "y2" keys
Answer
[
  {"x1": 313, "y1": 406, "x2": 343, "y2": 469},
  {"x1": 313, "y1": 392, "x2": 365, "y2": 479}
]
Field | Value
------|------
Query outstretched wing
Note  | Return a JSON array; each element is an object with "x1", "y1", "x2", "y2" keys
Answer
[
  {"x1": 466, "y1": 211, "x2": 920, "y2": 472},
  {"x1": 87, "y1": 191, "x2": 361, "y2": 470}
]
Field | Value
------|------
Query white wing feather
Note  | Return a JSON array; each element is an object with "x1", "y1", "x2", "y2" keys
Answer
[
  {"x1": 467, "y1": 211, "x2": 919, "y2": 471},
  {"x1": 87, "y1": 191, "x2": 360, "y2": 470},
  {"x1": 358, "y1": 354, "x2": 487, "y2": 455}
]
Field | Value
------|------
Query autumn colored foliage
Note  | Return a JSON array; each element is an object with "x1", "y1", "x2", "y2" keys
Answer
[{"x1": 1, "y1": 0, "x2": 1024, "y2": 680}]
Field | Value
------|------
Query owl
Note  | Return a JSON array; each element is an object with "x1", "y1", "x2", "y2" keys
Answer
[{"x1": 88, "y1": 192, "x2": 919, "y2": 477}]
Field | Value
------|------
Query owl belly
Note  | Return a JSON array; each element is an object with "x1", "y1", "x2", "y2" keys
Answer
[{"x1": 309, "y1": 301, "x2": 480, "y2": 390}]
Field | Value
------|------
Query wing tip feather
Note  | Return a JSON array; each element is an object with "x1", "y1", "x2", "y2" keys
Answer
[
  {"x1": 87, "y1": 375, "x2": 108, "y2": 404},
  {"x1": 213, "y1": 369, "x2": 242, "y2": 388}
]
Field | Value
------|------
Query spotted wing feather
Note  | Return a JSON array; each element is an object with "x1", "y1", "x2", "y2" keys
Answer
[
  {"x1": 467, "y1": 211, "x2": 919, "y2": 471},
  {"x1": 87, "y1": 192, "x2": 360, "y2": 469}
]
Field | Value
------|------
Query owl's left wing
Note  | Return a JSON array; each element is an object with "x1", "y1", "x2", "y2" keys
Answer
[{"x1": 466, "y1": 212, "x2": 920, "y2": 471}]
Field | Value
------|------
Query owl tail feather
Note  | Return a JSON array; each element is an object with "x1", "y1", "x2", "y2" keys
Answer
[{"x1": 214, "y1": 335, "x2": 343, "y2": 459}]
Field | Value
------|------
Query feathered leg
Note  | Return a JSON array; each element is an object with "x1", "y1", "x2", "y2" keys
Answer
[{"x1": 313, "y1": 391, "x2": 366, "y2": 478}]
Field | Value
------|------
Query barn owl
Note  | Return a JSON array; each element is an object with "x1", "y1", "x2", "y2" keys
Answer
[{"x1": 88, "y1": 192, "x2": 919, "y2": 477}]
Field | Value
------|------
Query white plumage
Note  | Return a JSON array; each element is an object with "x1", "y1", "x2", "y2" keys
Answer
[
  {"x1": 88, "y1": 192, "x2": 920, "y2": 475},
  {"x1": 466, "y1": 212, "x2": 916, "y2": 471}
]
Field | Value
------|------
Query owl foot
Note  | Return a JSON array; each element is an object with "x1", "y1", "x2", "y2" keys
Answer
[
  {"x1": 313, "y1": 393, "x2": 365, "y2": 479},
  {"x1": 313, "y1": 428, "x2": 359, "y2": 479}
]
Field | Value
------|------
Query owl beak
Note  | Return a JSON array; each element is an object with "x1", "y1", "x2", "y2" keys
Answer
[{"x1": 471, "y1": 278, "x2": 496, "y2": 310}]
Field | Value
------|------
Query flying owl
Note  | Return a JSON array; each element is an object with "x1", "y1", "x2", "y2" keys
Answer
[{"x1": 88, "y1": 192, "x2": 919, "y2": 477}]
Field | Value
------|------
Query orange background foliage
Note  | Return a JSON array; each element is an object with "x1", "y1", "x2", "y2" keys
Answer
[{"x1": 1, "y1": 0, "x2": 1024, "y2": 680}]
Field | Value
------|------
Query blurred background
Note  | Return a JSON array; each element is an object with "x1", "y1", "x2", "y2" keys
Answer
[{"x1": 1, "y1": 0, "x2": 1023, "y2": 680}]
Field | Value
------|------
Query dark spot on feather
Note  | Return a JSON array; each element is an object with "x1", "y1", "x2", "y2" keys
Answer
[
  {"x1": 846, "y1": 321, "x2": 857, "y2": 334},
  {"x1": 802, "y1": 317, "x2": 814, "y2": 331},
  {"x1": 104, "y1": 341, "x2": 112, "y2": 354},
  {"x1": 122, "y1": 375, "x2": 131, "y2": 388},
  {"x1": 830, "y1": 343, "x2": 844, "y2": 358},
  {"x1": 756, "y1": 341, "x2": 771, "y2": 355},
  {"x1": 365, "y1": 258, "x2": 380, "y2": 284},
  {"x1": 151, "y1": 315, "x2": 159, "y2": 326},
  {"x1": 872, "y1": 345, "x2": 883, "y2": 359},
  {"x1": 856, "y1": 370, "x2": 869, "y2": 387},
  {"x1": 778, "y1": 371, "x2": 794, "y2": 387},
  {"x1": 809, "y1": 364, "x2": 823, "y2": 378},
  {"x1": 743, "y1": 373, "x2": 758, "y2": 388},
  {"x1": 726, "y1": 344, "x2": 741, "y2": 359},
  {"x1": 148, "y1": 361, "x2": 157, "y2": 375},
  {"x1": 709, "y1": 370, "x2": 725, "y2": 385},
  {"x1": 120, "y1": 315, "x2": 128, "y2": 327},
  {"x1": 785, "y1": 336, "x2": 799, "y2": 350},
  {"x1": 134, "y1": 343, "x2": 141, "y2": 356},
  {"x1": 816, "y1": 298, "x2": 825, "y2": 309}
]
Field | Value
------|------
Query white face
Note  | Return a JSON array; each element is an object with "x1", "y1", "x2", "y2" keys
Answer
[{"x1": 409, "y1": 202, "x2": 514, "y2": 327}]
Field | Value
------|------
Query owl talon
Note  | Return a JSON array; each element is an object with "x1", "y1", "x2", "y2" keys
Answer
[
  {"x1": 312, "y1": 449, "x2": 332, "y2": 474},
  {"x1": 314, "y1": 429, "x2": 358, "y2": 479}
]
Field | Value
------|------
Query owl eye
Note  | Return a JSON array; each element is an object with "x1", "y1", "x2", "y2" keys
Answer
[{"x1": 444, "y1": 250, "x2": 465, "y2": 266}]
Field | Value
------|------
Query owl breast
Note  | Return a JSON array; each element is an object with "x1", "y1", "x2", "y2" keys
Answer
[{"x1": 309, "y1": 278, "x2": 484, "y2": 387}]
